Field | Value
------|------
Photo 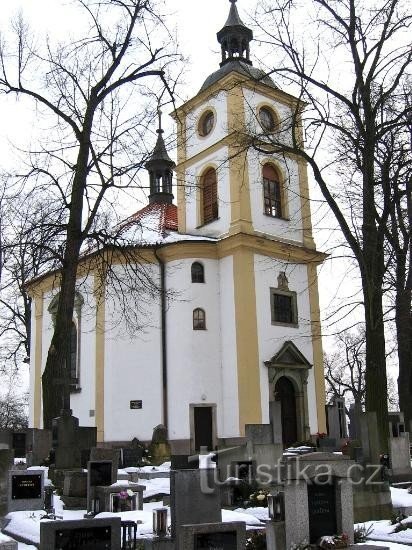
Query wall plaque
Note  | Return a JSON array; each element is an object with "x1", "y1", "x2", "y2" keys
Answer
[
  {"x1": 308, "y1": 483, "x2": 337, "y2": 543},
  {"x1": 54, "y1": 525, "x2": 111, "y2": 549},
  {"x1": 11, "y1": 474, "x2": 42, "y2": 500},
  {"x1": 130, "y1": 400, "x2": 142, "y2": 409},
  {"x1": 195, "y1": 531, "x2": 237, "y2": 549}
]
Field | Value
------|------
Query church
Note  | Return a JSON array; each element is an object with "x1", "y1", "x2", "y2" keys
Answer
[{"x1": 28, "y1": 0, "x2": 327, "y2": 454}]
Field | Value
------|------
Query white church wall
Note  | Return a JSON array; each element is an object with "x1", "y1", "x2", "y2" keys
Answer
[
  {"x1": 28, "y1": 301, "x2": 38, "y2": 427},
  {"x1": 218, "y1": 255, "x2": 240, "y2": 437},
  {"x1": 185, "y1": 91, "x2": 228, "y2": 159},
  {"x1": 184, "y1": 147, "x2": 231, "y2": 237},
  {"x1": 166, "y1": 257, "x2": 223, "y2": 442},
  {"x1": 253, "y1": 254, "x2": 319, "y2": 434},
  {"x1": 103, "y1": 263, "x2": 163, "y2": 442},
  {"x1": 34, "y1": 276, "x2": 97, "y2": 428},
  {"x1": 247, "y1": 149, "x2": 303, "y2": 243}
]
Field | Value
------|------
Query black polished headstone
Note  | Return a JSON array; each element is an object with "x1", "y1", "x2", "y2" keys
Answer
[
  {"x1": 40, "y1": 517, "x2": 121, "y2": 550},
  {"x1": 122, "y1": 448, "x2": 142, "y2": 468},
  {"x1": 11, "y1": 473, "x2": 42, "y2": 500},
  {"x1": 55, "y1": 525, "x2": 111, "y2": 549},
  {"x1": 89, "y1": 461, "x2": 113, "y2": 487},
  {"x1": 171, "y1": 455, "x2": 199, "y2": 470},
  {"x1": 12, "y1": 432, "x2": 27, "y2": 458},
  {"x1": 308, "y1": 483, "x2": 337, "y2": 543},
  {"x1": 195, "y1": 531, "x2": 237, "y2": 549}
]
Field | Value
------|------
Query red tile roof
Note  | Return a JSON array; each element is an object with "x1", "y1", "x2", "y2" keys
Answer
[{"x1": 116, "y1": 202, "x2": 178, "y2": 240}]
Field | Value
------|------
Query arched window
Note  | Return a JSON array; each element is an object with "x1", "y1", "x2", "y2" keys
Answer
[
  {"x1": 193, "y1": 308, "x2": 206, "y2": 330},
  {"x1": 191, "y1": 262, "x2": 205, "y2": 283},
  {"x1": 48, "y1": 291, "x2": 83, "y2": 390},
  {"x1": 263, "y1": 164, "x2": 282, "y2": 218},
  {"x1": 202, "y1": 168, "x2": 218, "y2": 224}
]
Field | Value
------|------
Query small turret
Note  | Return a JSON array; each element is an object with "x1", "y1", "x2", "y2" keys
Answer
[
  {"x1": 217, "y1": 0, "x2": 253, "y2": 67},
  {"x1": 145, "y1": 110, "x2": 175, "y2": 205}
]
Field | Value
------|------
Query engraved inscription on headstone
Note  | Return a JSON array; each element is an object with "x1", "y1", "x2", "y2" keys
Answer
[
  {"x1": 89, "y1": 461, "x2": 112, "y2": 487},
  {"x1": 122, "y1": 448, "x2": 142, "y2": 468},
  {"x1": 195, "y1": 531, "x2": 237, "y2": 550},
  {"x1": 54, "y1": 525, "x2": 111, "y2": 549},
  {"x1": 11, "y1": 474, "x2": 42, "y2": 500},
  {"x1": 307, "y1": 483, "x2": 337, "y2": 543}
]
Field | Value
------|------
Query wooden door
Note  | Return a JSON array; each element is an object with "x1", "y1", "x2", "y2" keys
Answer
[
  {"x1": 194, "y1": 406, "x2": 213, "y2": 451},
  {"x1": 275, "y1": 377, "x2": 298, "y2": 447}
]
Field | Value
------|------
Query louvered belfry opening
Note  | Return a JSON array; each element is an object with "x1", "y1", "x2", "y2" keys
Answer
[{"x1": 202, "y1": 168, "x2": 218, "y2": 224}]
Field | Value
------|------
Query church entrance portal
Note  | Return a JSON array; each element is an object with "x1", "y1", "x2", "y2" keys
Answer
[{"x1": 275, "y1": 376, "x2": 298, "y2": 447}]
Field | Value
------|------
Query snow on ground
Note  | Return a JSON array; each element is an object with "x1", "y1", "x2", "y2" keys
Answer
[
  {"x1": 142, "y1": 477, "x2": 170, "y2": 498},
  {"x1": 355, "y1": 517, "x2": 412, "y2": 546},
  {"x1": 391, "y1": 487, "x2": 412, "y2": 510},
  {"x1": 363, "y1": 542, "x2": 412, "y2": 550},
  {"x1": 234, "y1": 506, "x2": 269, "y2": 522}
]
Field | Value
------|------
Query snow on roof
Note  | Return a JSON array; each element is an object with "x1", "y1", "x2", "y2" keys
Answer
[{"x1": 114, "y1": 202, "x2": 217, "y2": 246}]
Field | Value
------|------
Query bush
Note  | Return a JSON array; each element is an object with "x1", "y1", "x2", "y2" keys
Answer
[
  {"x1": 245, "y1": 530, "x2": 266, "y2": 550},
  {"x1": 354, "y1": 524, "x2": 373, "y2": 543}
]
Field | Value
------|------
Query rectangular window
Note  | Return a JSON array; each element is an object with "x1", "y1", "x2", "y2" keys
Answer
[{"x1": 270, "y1": 289, "x2": 298, "y2": 326}]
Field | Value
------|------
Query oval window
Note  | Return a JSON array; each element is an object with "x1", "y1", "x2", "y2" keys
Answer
[
  {"x1": 198, "y1": 110, "x2": 215, "y2": 137},
  {"x1": 259, "y1": 106, "x2": 276, "y2": 132}
]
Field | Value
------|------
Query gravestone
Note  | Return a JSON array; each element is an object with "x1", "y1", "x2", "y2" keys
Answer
[
  {"x1": 26, "y1": 428, "x2": 52, "y2": 467},
  {"x1": 52, "y1": 411, "x2": 81, "y2": 469},
  {"x1": 122, "y1": 448, "x2": 143, "y2": 468},
  {"x1": 89, "y1": 461, "x2": 113, "y2": 487},
  {"x1": 87, "y1": 460, "x2": 113, "y2": 513},
  {"x1": 39, "y1": 517, "x2": 121, "y2": 550},
  {"x1": 121, "y1": 438, "x2": 145, "y2": 468},
  {"x1": 95, "y1": 483, "x2": 146, "y2": 512},
  {"x1": 281, "y1": 452, "x2": 354, "y2": 548},
  {"x1": 307, "y1": 482, "x2": 337, "y2": 543},
  {"x1": 326, "y1": 398, "x2": 347, "y2": 442},
  {"x1": 178, "y1": 522, "x2": 245, "y2": 550},
  {"x1": 0, "y1": 450, "x2": 14, "y2": 516},
  {"x1": 149, "y1": 425, "x2": 171, "y2": 465},
  {"x1": 171, "y1": 455, "x2": 199, "y2": 470},
  {"x1": 388, "y1": 412, "x2": 412, "y2": 481},
  {"x1": 348, "y1": 401, "x2": 362, "y2": 440},
  {"x1": 170, "y1": 469, "x2": 221, "y2": 539},
  {"x1": 62, "y1": 470, "x2": 88, "y2": 510},
  {"x1": 90, "y1": 448, "x2": 119, "y2": 482},
  {"x1": 8, "y1": 469, "x2": 44, "y2": 513},
  {"x1": 12, "y1": 432, "x2": 26, "y2": 458}
]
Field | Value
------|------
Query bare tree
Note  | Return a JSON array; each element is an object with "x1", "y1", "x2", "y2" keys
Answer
[
  {"x1": 0, "y1": 0, "x2": 181, "y2": 427},
  {"x1": 251, "y1": 0, "x2": 411, "y2": 450},
  {"x1": 0, "y1": 185, "x2": 64, "y2": 368},
  {"x1": 377, "y1": 91, "x2": 412, "y2": 427},
  {"x1": 325, "y1": 327, "x2": 398, "y2": 413}
]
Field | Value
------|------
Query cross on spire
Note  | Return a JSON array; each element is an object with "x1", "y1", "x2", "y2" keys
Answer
[{"x1": 157, "y1": 108, "x2": 163, "y2": 134}]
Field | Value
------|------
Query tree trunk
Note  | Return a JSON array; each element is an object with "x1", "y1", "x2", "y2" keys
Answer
[
  {"x1": 396, "y1": 284, "x2": 412, "y2": 429},
  {"x1": 41, "y1": 125, "x2": 92, "y2": 429},
  {"x1": 362, "y1": 117, "x2": 389, "y2": 453},
  {"x1": 363, "y1": 278, "x2": 389, "y2": 452}
]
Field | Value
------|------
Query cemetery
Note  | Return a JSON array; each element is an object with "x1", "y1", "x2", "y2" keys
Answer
[{"x1": 0, "y1": 401, "x2": 412, "y2": 549}]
